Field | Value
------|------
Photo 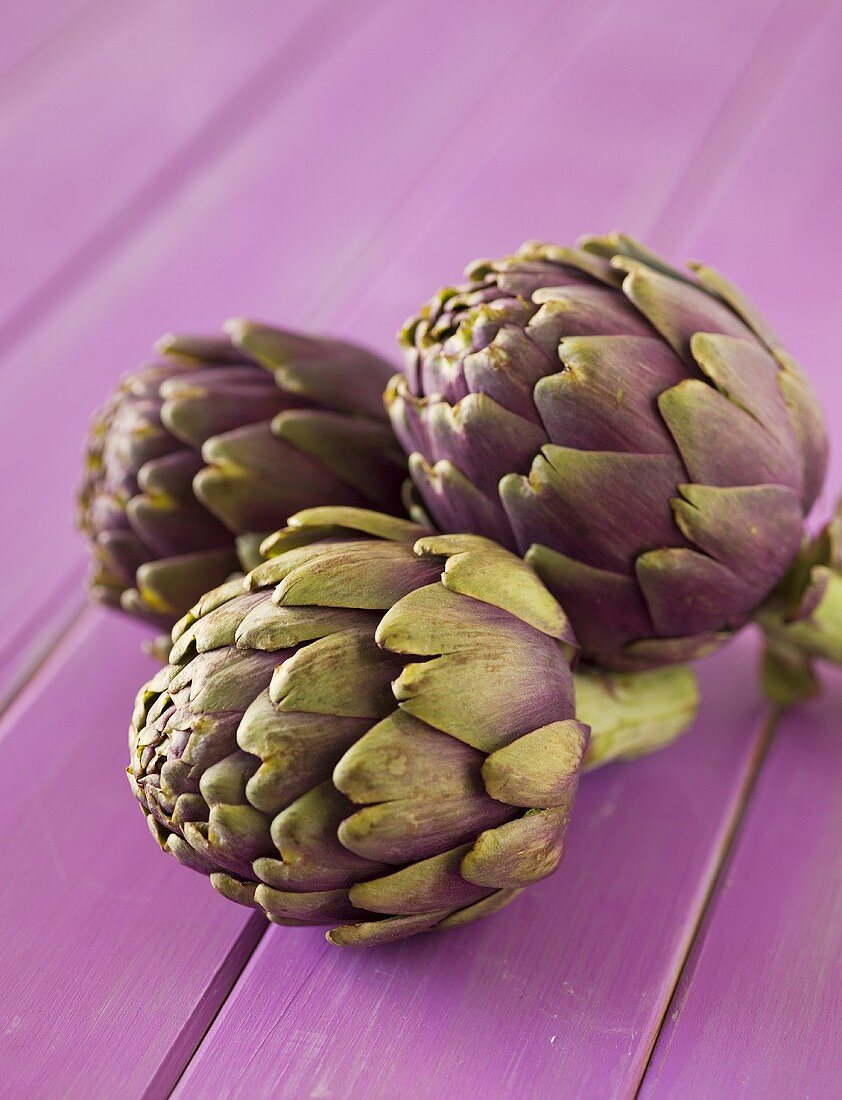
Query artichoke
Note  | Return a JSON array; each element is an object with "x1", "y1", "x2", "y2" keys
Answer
[
  {"x1": 390, "y1": 234, "x2": 828, "y2": 670},
  {"x1": 79, "y1": 325, "x2": 405, "y2": 629},
  {"x1": 128, "y1": 507, "x2": 698, "y2": 946},
  {"x1": 757, "y1": 499, "x2": 842, "y2": 705}
]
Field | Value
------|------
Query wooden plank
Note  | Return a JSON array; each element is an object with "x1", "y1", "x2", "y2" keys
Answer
[
  {"x1": 0, "y1": 0, "x2": 348, "y2": 348},
  {"x1": 638, "y1": 9, "x2": 842, "y2": 1093},
  {"x1": 0, "y1": 6, "x2": 593, "y2": 1094},
  {"x1": 0, "y1": 0, "x2": 373, "y2": 709},
  {"x1": 337, "y1": 0, "x2": 829, "y2": 350},
  {"x1": 0, "y1": 609, "x2": 266, "y2": 1098},
  {"x1": 174, "y1": 3, "x2": 827, "y2": 1096},
  {"x1": 172, "y1": 641, "x2": 767, "y2": 1100},
  {"x1": 655, "y1": 3, "x2": 842, "y2": 513},
  {"x1": 0, "y1": 0, "x2": 597, "y2": 709},
  {"x1": 0, "y1": 3, "x2": 834, "y2": 1093},
  {"x1": 639, "y1": 674, "x2": 842, "y2": 1099}
]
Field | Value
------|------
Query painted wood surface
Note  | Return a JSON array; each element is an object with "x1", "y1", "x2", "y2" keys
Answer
[
  {"x1": 0, "y1": 609, "x2": 265, "y2": 1098},
  {"x1": 0, "y1": 0, "x2": 794, "y2": 706},
  {"x1": 641, "y1": 672, "x2": 842, "y2": 1099},
  {"x1": 0, "y1": 0, "x2": 839, "y2": 1096},
  {"x1": 173, "y1": 4, "x2": 836, "y2": 1095},
  {"x1": 667, "y1": 0, "x2": 842, "y2": 508},
  {"x1": 641, "y1": 7, "x2": 842, "y2": 1092},
  {"x1": 172, "y1": 639, "x2": 768, "y2": 1100},
  {"x1": 337, "y1": 0, "x2": 822, "y2": 351},
  {"x1": 0, "y1": 3, "x2": 602, "y2": 1095},
  {"x1": 0, "y1": 0, "x2": 574, "y2": 708},
  {"x1": 0, "y1": 0, "x2": 340, "y2": 346}
]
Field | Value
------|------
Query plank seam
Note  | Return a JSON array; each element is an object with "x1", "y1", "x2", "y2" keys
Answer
[
  {"x1": 0, "y1": 0, "x2": 593, "y2": 722},
  {"x1": 304, "y1": 0, "x2": 624, "y2": 328},
  {"x1": 145, "y1": 912, "x2": 269, "y2": 1100},
  {"x1": 170, "y1": 7, "x2": 827, "y2": 1078},
  {"x1": 0, "y1": 1, "x2": 836, "y2": 1093},
  {"x1": 166, "y1": 933, "x2": 334, "y2": 1098},
  {"x1": 0, "y1": 602, "x2": 93, "y2": 744},
  {"x1": 0, "y1": 0, "x2": 383, "y2": 719},
  {"x1": 632, "y1": 707, "x2": 781, "y2": 1097},
  {"x1": 0, "y1": 0, "x2": 377, "y2": 364},
  {"x1": 0, "y1": 589, "x2": 87, "y2": 720},
  {"x1": 649, "y1": 0, "x2": 841, "y2": 254}
]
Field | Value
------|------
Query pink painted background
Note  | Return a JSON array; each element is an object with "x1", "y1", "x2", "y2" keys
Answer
[{"x1": 0, "y1": 1, "x2": 839, "y2": 1096}]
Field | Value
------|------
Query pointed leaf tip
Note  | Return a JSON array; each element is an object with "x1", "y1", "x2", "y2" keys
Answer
[
  {"x1": 223, "y1": 318, "x2": 249, "y2": 342},
  {"x1": 153, "y1": 332, "x2": 178, "y2": 356}
]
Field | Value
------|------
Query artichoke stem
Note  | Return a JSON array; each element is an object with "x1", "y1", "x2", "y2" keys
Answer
[
  {"x1": 753, "y1": 497, "x2": 842, "y2": 706},
  {"x1": 758, "y1": 637, "x2": 820, "y2": 709},
  {"x1": 576, "y1": 664, "x2": 700, "y2": 771}
]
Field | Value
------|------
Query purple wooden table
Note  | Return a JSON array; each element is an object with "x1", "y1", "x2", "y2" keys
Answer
[{"x1": 1, "y1": 2, "x2": 839, "y2": 1096}]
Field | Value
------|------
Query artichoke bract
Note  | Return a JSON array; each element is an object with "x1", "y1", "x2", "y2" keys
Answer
[
  {"x1": 129, "y1": 507, "x2": 588, "y2": 946},
  {"x1": 758, "y1": 499, "x2": 842, "y2": 704},
  {"x1": 79, "y1": 325, "x2": 405, "y2": 629},
  {"x1": 390, "y1": 234, "x2": 828, "y2": 669}
]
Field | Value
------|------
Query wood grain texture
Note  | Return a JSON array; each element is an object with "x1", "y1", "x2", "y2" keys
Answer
[
  {"x1": 655, "y1": 0, "x2": 842, "y2": 512},
  {"x1": 0, "y1": 0, "x2": 791, "y2": 708},
  {"x1": 0, "y1": 5, "x2": 590, "y2": 1095},
  {"x1": 0, "y1": 0, "x2": 345, "y2": 348},
  {"x1": 335, "y1": 0, "x2": 811, "y2": 350},
  {"x1": 0, "y1": 0, "x2": 838, "y2": 1094},
  {"x1": 0, "y1": 610, "x2": 265, "y2": 1098},
  {"x1": 174, "y1": 3, "x2": 829, "y2": 1096},
  {"x1": 172, "y1": 641, "x2": 767, "y2": 1100},
  {"x1": 639, "y1": 8, "x2": 842, "y2": 1094},
  {"x1": 0, "y1": 0, "x2": 585, "y2": 708},
  {"x1": 641, "y1": 672, "x2": 842, "y2": 1099}
]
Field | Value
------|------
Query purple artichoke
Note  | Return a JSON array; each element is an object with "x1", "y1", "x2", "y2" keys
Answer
[
  {"x1": 390, "y1": 234, "x2": 828, "y2": 669},
  {"x1": 79, "y1": 325, "x2": 405, "y2": 628},
  {"x1": 129, "y1": 508, "x2": 587, "y2": 946}
]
